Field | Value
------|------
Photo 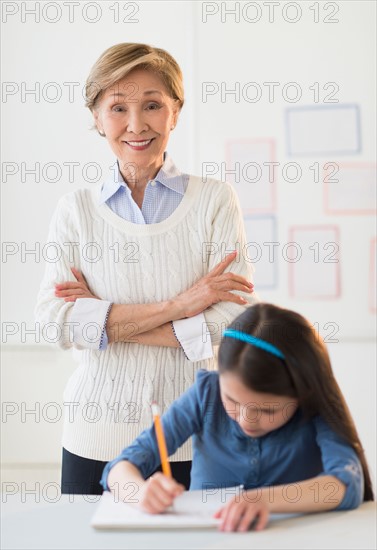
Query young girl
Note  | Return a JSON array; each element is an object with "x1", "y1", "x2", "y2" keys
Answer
[{"x1": 100, "y1": 303, "x2": 374, "y2": 531}]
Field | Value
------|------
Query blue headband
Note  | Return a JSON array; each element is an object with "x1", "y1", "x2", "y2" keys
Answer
[{"x1": 222, "y1": 328, "x2": 285, "y2": 360}]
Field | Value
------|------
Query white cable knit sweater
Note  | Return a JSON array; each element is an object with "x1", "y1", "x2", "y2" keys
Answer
[{"x1": 35, "y1": 174, "x2": 258, "y2": 461}]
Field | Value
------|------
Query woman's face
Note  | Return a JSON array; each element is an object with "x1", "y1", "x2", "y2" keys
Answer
[
  {"x1": 93, "y1": 68, "x2": 179, "y2": 174},
  {"x1": 219, "y1": 372, "x2": 298, "y2": 438}
]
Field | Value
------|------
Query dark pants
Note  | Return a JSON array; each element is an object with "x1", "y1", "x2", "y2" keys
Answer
[{"x1": 61, "y1": 447, "x2": 192, "y2": 495}]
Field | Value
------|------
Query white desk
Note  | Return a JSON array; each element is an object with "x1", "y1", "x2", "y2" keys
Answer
[{"x1": 1, "y1": 494, "x2": 376, "y2": 549}]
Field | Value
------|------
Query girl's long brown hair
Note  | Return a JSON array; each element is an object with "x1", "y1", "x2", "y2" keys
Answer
[{"x1": 218, "y1": 303, "x2": 374, "y2": 501}]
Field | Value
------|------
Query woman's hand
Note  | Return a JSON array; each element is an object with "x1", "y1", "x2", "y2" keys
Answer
[
  {"x1": 213, "y1": 490, "x2": 270, "y2": 532},
  {"x1": 172, "y1": 251, "x2": 254, "y2": 318},
  {"x1": 136, "y1": 473, "x2": 185, "y2": 514},
  {"x1": 54, "y1": 267, "x2": 99, "y2": 302}
]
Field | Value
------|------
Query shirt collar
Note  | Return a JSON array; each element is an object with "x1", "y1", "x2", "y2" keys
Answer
[{"x1": 99, "y1": 151, "x2": 185, "y2": 204}]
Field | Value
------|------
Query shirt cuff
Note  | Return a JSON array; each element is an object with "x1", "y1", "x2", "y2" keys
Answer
[
  {"x1": 172, "y1": 313, "x2": 213, "y2": 362},
  {"x1": 99, "y1": 327, "x2": 109, "y2": 350},
  {"x1": 69, "y1": 298, "x2": 113, "y2": 350}
]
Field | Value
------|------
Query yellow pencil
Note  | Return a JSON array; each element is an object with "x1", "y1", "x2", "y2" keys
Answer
[{"x1": 151, "y1": 401, "x2": 172, "y2": 478}]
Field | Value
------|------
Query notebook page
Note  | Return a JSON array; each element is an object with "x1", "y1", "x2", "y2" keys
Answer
[{"x1": 91, "y1": 486, "x2": 243, "y2": 530}]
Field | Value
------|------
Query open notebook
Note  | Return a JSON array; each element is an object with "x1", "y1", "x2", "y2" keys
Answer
[{"x1": 91, "y1": 486, "x2": 243, "y2": 530}]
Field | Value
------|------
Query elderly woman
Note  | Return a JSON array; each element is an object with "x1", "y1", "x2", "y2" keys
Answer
[{"x1": 35, "y1": 43, "x2": 258, "y2": 495}]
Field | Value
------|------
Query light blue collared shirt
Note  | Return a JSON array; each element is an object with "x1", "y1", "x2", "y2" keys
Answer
[{"x1": 99, "y1": 151, "x2": 189, "y2": 224}]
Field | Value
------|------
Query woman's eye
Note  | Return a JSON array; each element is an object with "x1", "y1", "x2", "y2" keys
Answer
[
  {"x1": 147, "y1": 103, "x2": 161, "y2": 110},
  {"x1": 112, "y1": 105, "x2": 125, "y2": 112}
]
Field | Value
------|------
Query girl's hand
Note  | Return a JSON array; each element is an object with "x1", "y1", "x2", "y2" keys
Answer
[
  {"x1": 54, "y1": 267, "x2": 99, "y2": 302},
  {"x1": 213, "y1": 491, "x2": 270, "y2": 532},
  {"x1": 173, "y1": 251, "x2": 254, "y2": 318},
  {"x1": 137, "y1": 473, "x2": 185, "y2": 514}
]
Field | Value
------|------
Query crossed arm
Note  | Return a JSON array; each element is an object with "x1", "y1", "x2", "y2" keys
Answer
[{"x1": 54, "y1": 251, "x2": 254, "y2": 347}]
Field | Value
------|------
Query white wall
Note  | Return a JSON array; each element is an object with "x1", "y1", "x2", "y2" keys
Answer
[
  {"x1": 192, "y1": 0, "x2": 376, "y2": 339},
  {"x1": 1, "y1": 1, "x2": 376, "y2": 490}
]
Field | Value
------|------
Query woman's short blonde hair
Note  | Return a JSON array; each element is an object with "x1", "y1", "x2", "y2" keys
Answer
[{"x1": 85, "y1": 43, "x2": 184, "y2": 115}]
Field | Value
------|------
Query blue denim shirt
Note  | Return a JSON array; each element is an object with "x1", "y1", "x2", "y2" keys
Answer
[{"x1": 100, "y1": 370, "x2": 364, "y2": 510}]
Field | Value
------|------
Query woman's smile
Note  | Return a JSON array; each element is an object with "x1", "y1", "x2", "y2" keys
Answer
[
  {"x1": 93, "y1": 68, "x2": 179, "y2": 185},
  {"x1": 122, "y1": 138, "x2": 155, "y2": 151}
]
